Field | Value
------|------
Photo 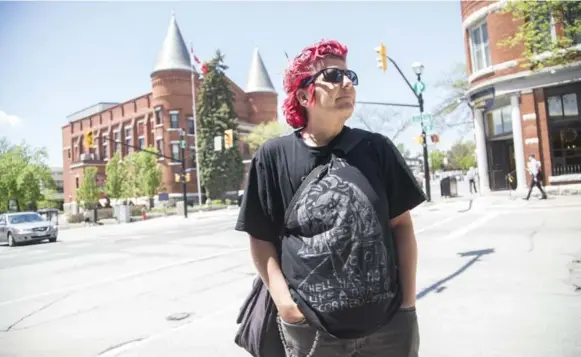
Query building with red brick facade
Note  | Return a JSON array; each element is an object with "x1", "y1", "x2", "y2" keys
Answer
[
  {"x1": 61, "y1": 15, "x2": 277, "y2": 208},
  {"x1": 461, "y1": 1, "x2": 581, "y2": 192}
]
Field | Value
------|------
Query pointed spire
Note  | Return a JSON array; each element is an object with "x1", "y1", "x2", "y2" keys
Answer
[
  {"x1": 245, "y1": 48, "x2": 276, "y2": 94},
  {"x1": 152, "y1": 14, "x2": 191, "y2": 75}
]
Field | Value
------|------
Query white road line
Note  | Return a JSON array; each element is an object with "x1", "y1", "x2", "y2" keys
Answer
[
  {"x1": 441, "y1": 212, "x2": 500, "y2": 242},
  {"x1": 0, "y1": 247, "x2": 248, "y2": 307},
  {"x1": 415, "y1": 214, "x2": 463, "y2": 235}
]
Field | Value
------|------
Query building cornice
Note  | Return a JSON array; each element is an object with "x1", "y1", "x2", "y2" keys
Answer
[
  {"x1": 467, "y1": 60, "x2": 581, "y2": 98},
  {"x1": 462, "y1": 0, "x2": 506, "y2": 31}
]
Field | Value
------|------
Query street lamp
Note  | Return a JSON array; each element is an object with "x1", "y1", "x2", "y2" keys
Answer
[
  {"x1": 411, "y1": 61, "x2": 431, "y2": 202},
  {"x1": 412, "y1": 62, "x2": 424, "y2": 76}
]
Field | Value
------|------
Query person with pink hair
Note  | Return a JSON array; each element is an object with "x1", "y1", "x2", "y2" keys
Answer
[{"x1": 236, "y1": 39, "x2": 425, "y2": 357}]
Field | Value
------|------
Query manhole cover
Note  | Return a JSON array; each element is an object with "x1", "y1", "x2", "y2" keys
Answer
[{"x1": 166, "y1": 312, "x2": 191, "y2": 321}]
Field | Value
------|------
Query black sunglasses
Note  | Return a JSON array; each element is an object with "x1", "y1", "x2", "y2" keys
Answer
[{"x1": 300, "y1": 68, "x2": 359, "y2": 88}]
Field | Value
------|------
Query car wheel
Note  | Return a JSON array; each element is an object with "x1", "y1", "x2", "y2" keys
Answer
[
  {"x1": 7, "y1": 233, "x2": 16, "y2": 247},
  {"x1": 49, "y1": 237, "x2": 57, "y2": 243}
]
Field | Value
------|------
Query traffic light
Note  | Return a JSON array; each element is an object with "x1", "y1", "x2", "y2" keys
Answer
[
  {"x1": 431, "y1": 134, "x2": 440, "y2": 144},
  {"x1": 415, "y1": 135, "x2": 424, "y2": 145},
  {"x1": 85, "y1": 131, "x2": 94, "y2": 148},
  {"x1": 375, "y1": 42, "x2": 387, "y2": 72},
  {"x1": 224, "y1": 129, "x2": 234, "y2": 149}
]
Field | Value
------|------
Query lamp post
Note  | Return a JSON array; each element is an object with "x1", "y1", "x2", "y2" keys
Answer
[{"x1": 411, "y1": 61, "x2": 431, "y2": 202}]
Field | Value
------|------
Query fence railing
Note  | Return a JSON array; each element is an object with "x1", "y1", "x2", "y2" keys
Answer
[{"x1": 552, "y1": 164, "x2": 581, "y2": 176}]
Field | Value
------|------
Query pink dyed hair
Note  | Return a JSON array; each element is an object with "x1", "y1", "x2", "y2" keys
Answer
[{"x1": 282, "y1": 39, "x2": 349, "y2": 129}]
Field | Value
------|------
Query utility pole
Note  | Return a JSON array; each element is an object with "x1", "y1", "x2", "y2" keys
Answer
[
  {"x1": 180, "y1": 129, "x2": 188, "y2": 218},
  {"x1": 374, "y1": 43, "x2": 432, "y2": 201}
]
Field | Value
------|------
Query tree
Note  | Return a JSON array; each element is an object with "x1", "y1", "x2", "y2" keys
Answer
[
  {"x1": 247, "y1": 120, "x2": 291, "y2": 150},
  {"x1": 396, "y1": 143, "x2": 411, "y2": 159},
  {"x1": 196, "y1": 50, "x2": 245, "y2": 200},
  {"x1": 499, "y1": 1, "x2": 581, "y2": 69},
  {"x1": 134, "y1": 148, "x2": 163, "y2": 208},
  {"x1": 429, "y1": 150, "x2": 447, "y2": 171},
  {"x1": 431, "y1": 63, "x2": 473, "y2": 134},
  {"x1": 76, "y1": 167, "x2": 100, "y2": 209},
  {"x1": 350, "y1": 106, "x2": 411, "y2": 140},
  {"x1": 0, "y1": 139, "x2": 55, "y2": 212},
  {"x1": 104, "y1": 152, "x2": 126, "y2": 202},
  {"x1": 446, "y1": 140, "x2": 476, "y2": 171}
]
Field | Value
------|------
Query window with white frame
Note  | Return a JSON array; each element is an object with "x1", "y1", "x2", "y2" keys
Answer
[
  {"x1": 102, "y1": 136, "x2": 109, "y2": 159},
  {"x1": 170, "y1": 111, "x2": 179, "y2": 129},
  {"x1": 138, "y1": 137, "x2": 145, "y2": 149},
  {"x1": 155, "y1": 107, "x2": 162, "y2": 125},
  {"x1": 171, "y1": 143, "x2": 180, "y2": 161},
  {"x1": 187, "y1": 116, "x2": 195, "y2": 135},
  {"x1": 470, "y1": 21, "x2": 491, "y2": 72},
  {"x1": 156, "y1": 138, "x2": 163, "y2": 156}
]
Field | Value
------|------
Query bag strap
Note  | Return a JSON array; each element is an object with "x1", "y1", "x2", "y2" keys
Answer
[{"x1": 279, "y1": 127, "x2": 369, "y2": 237}]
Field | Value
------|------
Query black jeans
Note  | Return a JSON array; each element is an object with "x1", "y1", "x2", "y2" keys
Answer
[
  {"x1": 278, "y1": 307, "x2": 420, "y2": 357},
  {"x1": 525, "y1": 178, "x2": 547, "y2": 200}
]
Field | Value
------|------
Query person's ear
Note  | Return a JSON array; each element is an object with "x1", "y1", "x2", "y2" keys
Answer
[{"x1": 295, "y1": 89, "x2": 310, "y2": 108}]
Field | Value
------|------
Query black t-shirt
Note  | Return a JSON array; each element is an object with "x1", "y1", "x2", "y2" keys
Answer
[{"x1": 235, "y1": 126, "x2": 426, "y2": 338}]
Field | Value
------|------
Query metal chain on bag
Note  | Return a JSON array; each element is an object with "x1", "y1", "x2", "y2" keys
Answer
[{"x1": 277, "y1": 315, "x2": 320, "y2": 357}]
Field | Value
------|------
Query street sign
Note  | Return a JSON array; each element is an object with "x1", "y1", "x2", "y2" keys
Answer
[
  {"x1": 413, "y1": 81, "x2": 426, "y2": 95},
  {"x1": 412, "y1": 113, "x2": 432, "y2": 123},
  {"x1": 214, "y1": 136, "x2": 222, "y2": 152},
  {"x1": 422, "y1": 122, "x2": 433, "y2": 131},
  {"x1": 180, "y1": 140, "x2": 186, "y2": 149}
]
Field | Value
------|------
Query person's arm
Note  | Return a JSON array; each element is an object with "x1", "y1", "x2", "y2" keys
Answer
[
  {"x1": 379, "y1": 135, "x2": 426, "y2": 308},
  {"x1": 234, "y1": 145, "x2": 304, "y2": 323},
  {"x1": 249, "y1": 238, "x2": 304, "y2": 322},
  {"x1": 390, "y1": 211, "x2": 418, "y2": 308}
]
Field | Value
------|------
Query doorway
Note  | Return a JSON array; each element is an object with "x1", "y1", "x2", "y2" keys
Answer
[{"x1": 488, "y1": 138, "x2": 516, "y2": 190}]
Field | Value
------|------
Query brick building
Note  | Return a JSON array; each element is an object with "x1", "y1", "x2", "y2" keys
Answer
[
  {"x1": 461, "y1": 1, "x2": 581, "y2": 192},
  {"x1": 61, "y1": 15, "x2": 277, "y2": 207}
]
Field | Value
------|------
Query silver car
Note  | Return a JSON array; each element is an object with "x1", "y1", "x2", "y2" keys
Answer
[{"x1": 0, "y1": 212, "x2": 58, "y2": 247}]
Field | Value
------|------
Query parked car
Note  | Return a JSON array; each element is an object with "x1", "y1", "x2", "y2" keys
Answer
[{"x1": 0, "y1": 211, "x2": 58, "y2": 247}]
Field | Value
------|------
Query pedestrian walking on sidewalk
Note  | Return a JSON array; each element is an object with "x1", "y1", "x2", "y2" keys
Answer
[
  {"x1": 525, "y1": 154, "x2": 548, "y2": 200},
  {"x1": 235, "y1": 39, "x2": 426, "y2": 357},
  {"x1": 466, "y1": 167, "x2": 478, "y2": 194}
]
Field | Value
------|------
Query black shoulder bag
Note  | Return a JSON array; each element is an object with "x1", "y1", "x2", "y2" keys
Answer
[{"x1": 234, "y1": 127, "x2": 369, "y2": 357}]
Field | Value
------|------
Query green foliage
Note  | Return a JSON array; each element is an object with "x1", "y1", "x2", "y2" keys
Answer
[
  {"x1": 446, "y1": 140, "x2": 476, "y2": 171},
  {"x1": 429, "y1": 150, "x2": 447, "y2": 171},
  {"x1": 76, "y1": 167, "x2": 101, "y2": 209},
  {"x1": 133, "y1": 147, "x2": 164, "y2": 198},
  {"x1": 105, "y1": 151, "x2": 126, "y2": 200},
  {"x1": 106, "y1": 148, "x2": 163, "y2": 202},
  {"x1": 247, "y1": 120, "x2": 290, "y2": 150},
  {"x1": 396, "y1": 143, "x2": 411, "y2": 158},
  {"x1": 196, "y1": 50, "x2": 245, "y2": 200},
  {"x1": 0, "y1": 138, "x2": 55, "y2": 212},
  {"x1": 499, "y1": 1, "x2": 581, "y2": 69}
]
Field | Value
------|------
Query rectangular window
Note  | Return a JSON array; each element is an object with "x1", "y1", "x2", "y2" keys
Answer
[
  {"x1": 126, "y1": 138, "x2": 132, "y2": 153},
  {"x1": 75, "y1": 177, "x2": 80, "y2": 189},
  {"x1": 170, "y1": 111, "x2": 179, "y2": 129},
  {"x1": 486, "y1": 105, "x2": 513, "y2": 137},
  {"x1": 156, "y1": 138, "x2": 163, "y2": 156},
  {"x1": 470, "y1": 21, "x2": 491, "y2": 72},
  {"x1": 138, "y1": 137, "x2": 145, "y2": 149},
  {"x1": 102, "y1": 137, "x2": 109, "y2": 159},
  {"x1": 188, "y1": 116, "x2": 195, "y2": 135},
  {"x1": 155, "y1": 107, "x2": 162, "y2": 125},
  {"x1": 113, "y1": 132, "x2": 120, "y2": 153},
  {"x1": 171, "y1": 143, "x2": 180, "y2": 161},
  {"x1": 546, "y1": 87, "x2": 581, "y2": 176},
  {"x1": 138, "y1": 122, "x2": 145, "y2": 136}
]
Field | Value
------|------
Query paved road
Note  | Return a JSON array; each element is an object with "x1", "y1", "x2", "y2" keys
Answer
[{"x1": 1, "y1": 198, "x2": 580, "y2": 357}]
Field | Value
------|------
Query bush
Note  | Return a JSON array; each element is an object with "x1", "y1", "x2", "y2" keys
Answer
[
  {"x1": 67, "y1": 213, "x2": 85, "y2": 224},
  {"x1": 225, "y1": 198, "x2": 232, "y2": 206},
  {"x1": 130, "y1": 205, "x2": 147, "y2": 217}
]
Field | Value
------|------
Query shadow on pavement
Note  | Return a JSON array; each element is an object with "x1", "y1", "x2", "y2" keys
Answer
[{"x1": 416, "y1": 248, "x2": 495, "y2": 300}]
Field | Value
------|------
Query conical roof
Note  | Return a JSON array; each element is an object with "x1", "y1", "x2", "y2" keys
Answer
[
  {"x1": 152, "y1": 15, "x2": 191, "y2": 75},
  {"x1": 245, "y1": 48, "x2": 276, "y2": 94}
]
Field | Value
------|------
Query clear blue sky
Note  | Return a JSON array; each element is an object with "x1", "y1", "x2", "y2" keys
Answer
[{"x1": 0, "y1": 1, "x2": 469, "y2": 167}]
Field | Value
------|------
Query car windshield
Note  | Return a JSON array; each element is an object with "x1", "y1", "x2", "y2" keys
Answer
[{"x1": 8, "y1": 213, "x2": 44, "y2": 224}]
